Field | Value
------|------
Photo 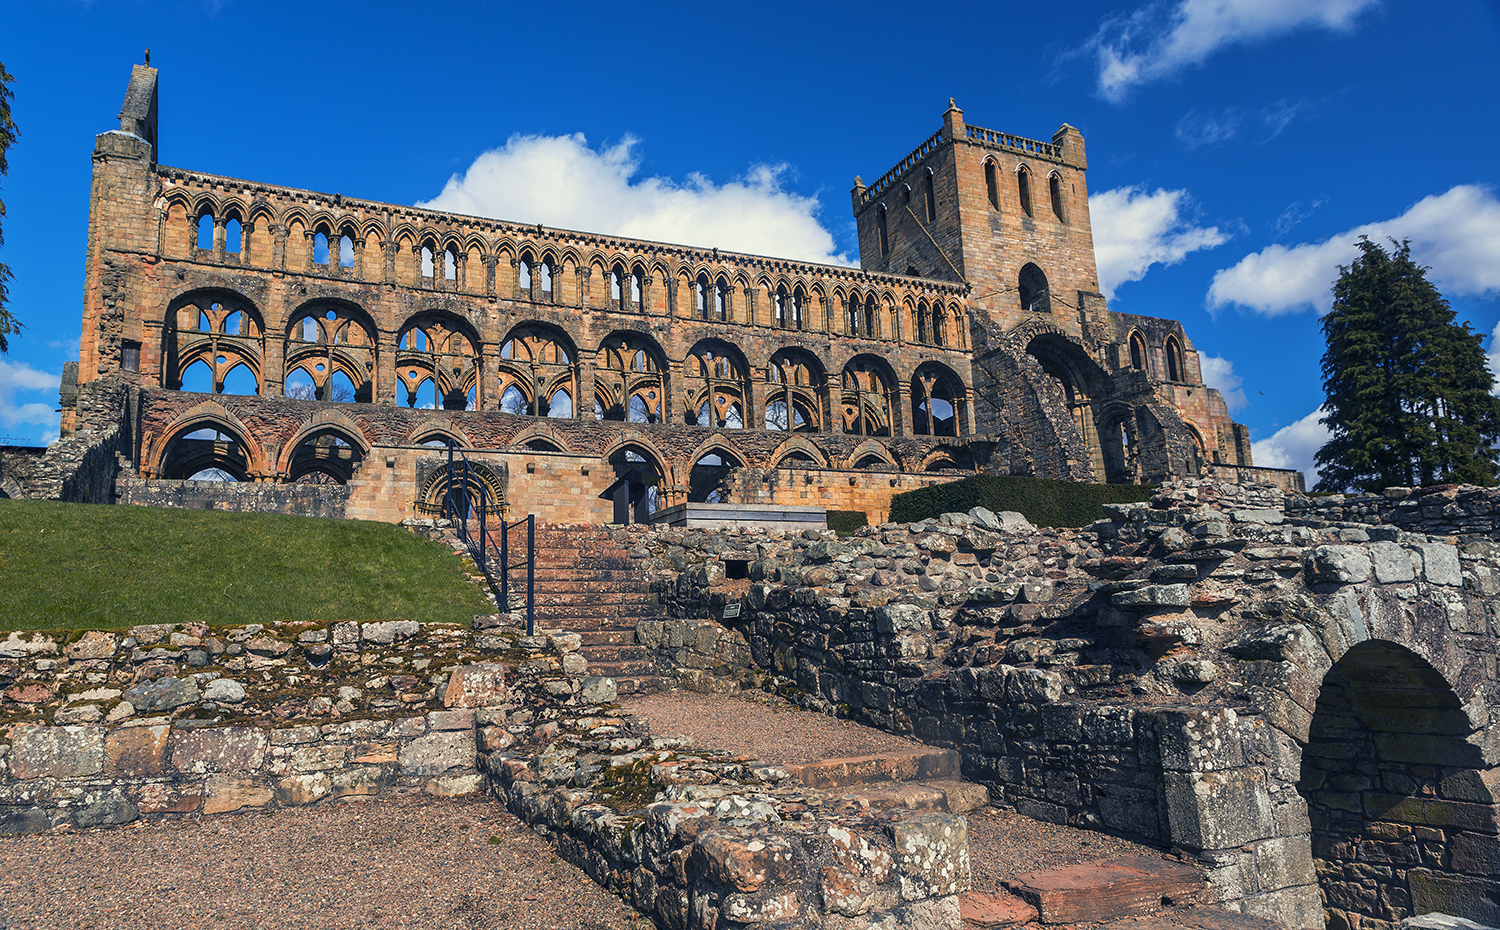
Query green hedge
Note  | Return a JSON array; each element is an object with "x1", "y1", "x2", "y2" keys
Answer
[
  {"x1": 826, "y1": 509, "x2": 869, "y2": 536},
  {"x1": 888, "y1": 475, "x2": 1155, "y2": 528}
]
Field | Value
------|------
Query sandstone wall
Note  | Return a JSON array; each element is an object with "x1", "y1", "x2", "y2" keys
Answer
[{"x1": 117, "y1": 477, "x2": 352, "y2": 518}]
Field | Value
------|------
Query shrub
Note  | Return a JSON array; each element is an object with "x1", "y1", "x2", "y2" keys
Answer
[
  {"x1": 826, "y1": 510, "x2": 869, "y2": 536},
  {"x1": 888, "y1": 475, "x2": 1154, "y2": 528}
]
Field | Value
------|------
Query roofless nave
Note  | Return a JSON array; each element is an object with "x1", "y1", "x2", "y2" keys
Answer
[{"x1": 56, "y1": 62, "x2": 1295, "y2": 524}]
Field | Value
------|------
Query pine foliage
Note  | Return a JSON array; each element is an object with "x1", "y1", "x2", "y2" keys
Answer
[
  {"x1": 0, "y1": 60, "x2": 18, "y2": 352},
  {"x1": 1315, "y1": 237, "x2": 1500, "y2": 492}
]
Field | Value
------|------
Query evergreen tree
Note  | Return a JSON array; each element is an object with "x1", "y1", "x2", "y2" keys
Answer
[
  {"x1": 1314, "y1": 237, "x2": 1500, "y2": 492},
  {"x1": 0, "y1": 60, "x2": 18, "y2": 352}
]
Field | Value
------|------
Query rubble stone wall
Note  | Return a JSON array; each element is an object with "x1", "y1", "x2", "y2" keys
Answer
[
  {"x1": 116, "y1": 477, "x2": 352, "y2": 517},
  {"x1": 618, "y1": 479, "x2": 1500, "y2": 929}
]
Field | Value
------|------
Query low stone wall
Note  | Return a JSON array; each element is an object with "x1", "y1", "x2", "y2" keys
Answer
[
  {"x1": 611, "y1": 480, "x2": 1500, "y2": 929},
  {"x1": 1288, "y1": 483, "x2": 1500, "y2": 539},
  {"x1": 11, "y1": 376, "x2": 135, "y2": 504},
  {"x1": 482, "y1": 659, "x2": 971, "y2": 930},
  {"x1": 116, "y1": 477, "x2": 352, "y2": 518},
  {"x1": 0, "y1": 617, "x2": 535, "y2": 830}
]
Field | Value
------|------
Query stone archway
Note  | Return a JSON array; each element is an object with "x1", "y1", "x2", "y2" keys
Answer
[{"x1": 1300, "y1": 639, "x2": 1500, "y2": 928}]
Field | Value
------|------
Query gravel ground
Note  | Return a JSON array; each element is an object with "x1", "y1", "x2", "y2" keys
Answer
[
  {"x1": 624, "y1": 690, "x2": 1164, "y2": 895},
  {"x1": 0, "y1": 795, "x2": 647, "y2": 930}
]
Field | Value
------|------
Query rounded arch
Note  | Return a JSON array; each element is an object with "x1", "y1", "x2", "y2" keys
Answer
[
  {"x1": 498, "y1": 321, "x2": 578, "y2": 418},
  {"x1": 283, "y1": 423, "x2": 367, "y2": 484},
  {"x1": 843, "y1": 440, "x2": 896, "y2": 471},
  {"x1": 840, "y1": 354, "x2": 898, "y2": 438},
  {"x1": 284, "y1": 299, "x2": 377, "y2": 403},
  {"x1": 770, "y1": 435, "x2": 829, "y2": 469},
  {"x1": 397, "y1": 310, "x2": 482, "y2": 410},
  {"x1": 510, "y1": 422, "x2": 573, "y2": 455},
  {"x1": 595, "y1": 331, "x2": 668, "y2": 424},
  {"x1": 164, "y1": 288, "x2": 266, "y2": 396},
  {"x1": 1015, "y1": 162, "x2": 1034, "y2": 217},
  {"x1": 767, "y1": 347, "x2": 828, "y2": 434},
  {"x1": 604, "y1": 439, "x2": 671, "y2": 523},
  {"x1": 1163, "y1": 333, "x2": 1185, "y2": 382},
  {"x1": 687, "y1": 440, "x2": 745, "y2": 504},
  {"x1": 1019, "y1": 262, "x2": 1050, "y2": 314},
  {"x1": 911, "y1": 360, "x2": 967, "y2": 437},
  {"x1": 683, "y1": 338, "x2": 750, "y2": 430},
  {"x1": 153, "y1": 414, "x2": 261, "y2": 481},
  {"x1": 1128, "y1": 329, "x2": 1149, "y2": 372},
  {"x1": 1301, "y1": 639, "x2": 1499, "y2": 929},
  {"x1": 415, "y1": 460, "x2": 505, "y2": 518}
]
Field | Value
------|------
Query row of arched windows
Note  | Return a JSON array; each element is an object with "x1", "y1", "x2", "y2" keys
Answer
[
  {"x1": 984, "y1": 159, "x2": 1067, "y2": 224},
  {"x1": 172, "y1": 198, "x2": 966, "y2": 343},
  {"x1": 1127, "y1": 330, "x2": 1186, "y2": 382},
  {"x1": 163, "y1": 292, "x2": 970, "y2": 438}
]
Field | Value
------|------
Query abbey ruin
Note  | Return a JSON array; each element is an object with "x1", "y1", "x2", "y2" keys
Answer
[{"x1": 15, "y1": 62, "x2": 1295, "y2": 520}]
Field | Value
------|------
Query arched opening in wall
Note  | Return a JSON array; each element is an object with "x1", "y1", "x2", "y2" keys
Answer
[
  {"x1": 609, "y1": 263, "x2": 624, "y2": 309},
  {"x1": 398, "y1": 313, "x2": 480, "y2": 411},
  {"x1": 1098, "y1": 409, "x2": 1137, "y2": 484},
  {"x1": 923, "y1": 169, "x2": 936, "y2": 223},
  {"x1": 286, "y1": 303, "x2": 376, "y2": 404},
  {"x1": 519, "y1": 253, "x2": 534, "y2": 293},
  {"x1": 689, "y1": 449, "x2": 742, "y2": 503},
  {"x1": 1026, "y1": 333, "x2": 1111, "y2": 481},
  {"x1": 1049, "y1": 172, "x2": 1066, "y2": 223},
  {"x1": 416, "y1": 460, "x2": 505, "y2": 519},
  {"x1": 288, "y1": 428, "x2": 364, "y2": 484},
  {"x1": 314, "y1": 231, "x2": 331, "y2": 266},
  {"x1": 696, "y1": 273, "x2": 711, "y2": 320},
  {"x1": 1019, "y1": 263, "x2": 1050, "y2": 313},
  {"x1": 197, "y1": 212, "x2": 213, "y2": 250},
  {"x1": 1300, "y1": 640, "x2": 1499, "y2": 928},
  {"x1": 916, "y1": 300, "x2": 930, "y2": 344},
  {"x1": 775, "y1": 450, "x2": 818, "y2": 468},
  {"x1": 685, "y1": 340, "x2": 749, "y2": 430},
  {"x1": 605, "y1": 447, "x2": 663, "y2": 524},
  {"x1": 714, "y1": 278, "x2": 729, "y2": 321},
  {"x1": 1017, "y1": 166, "x2": 1033, "y2": 217},
  {"x1": 841, "y1": 356, "x2": 895, "y2": 437},
  {"x1": 866, "y1": 296, "x2": 880, "y2": 338},
  {"x1": 225, "y1": 215, "x2": 243, "y2": 255},
  {"x1": 932, "y1": 305, "x2": 946, "y2": 347},
  {"x1": 985, "y1": 160, "x2": 999, "y2": 210},
  {"x1": 846, "y1": 293, "x2": 862, "y2": 336},
  {"x1": 444, "y1": 246, "x2": 458, "y2": 282},
  {"x1": 498, "y1": 324, "x2": 577, "y2": 418},
  {"x1": 160, "y1": 425, "x2": 253, "y2": 481},
  {"x1": 538, "y1": 257, "x2": 554, "y2": 298},
  {"x1": 767, "y1": 348, "x2": 825, "y2": 434},
  {"x1": 525, "y1": 439, "x2": 563, "y2": 453},
  {"x1": 877, "y1": 207, "x2": 889, "y2": 257},
  {"x1": 1129, "y1": 331, "x2": 1148, "y2": 371},
  {"x1": 911, "y1": 363, "x2": 964, "y2": 437},
  {"x1": 1164, "y1": 335, "x2": 1184, "y2": 382},
  {"x1": 169, "y1": 292, "x2": 266, "y2": 396},
  {"x1": 631, "y1": 265, "x2": 644, "y2": 309},
  {"x1": 900, "y1": 184, "x2": 911, "y2": 211},
  {"x1": 420, "y1": 245, "x2": 435, "y2": 279},
  {"x1": 339, "y1": 232, "x2": 356, "y2": 268},
  {"x1": 595, "y1": 333, "x2": 664, "y2": 423},
  {"x1": 924, "y1": 456, "x2": 959, "y2": 472}
]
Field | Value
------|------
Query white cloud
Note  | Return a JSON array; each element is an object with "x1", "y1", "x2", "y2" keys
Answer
[
  {"x1": 1251, "y1": 407, "x2": 1330, "y2": 487},
  {"x1": 1089, "y1": 186, "x2": 1229, "y2": 298},
  {"x1": 417, "y1": 133, "x2": 850, "y2": 266},
  {"x1": 1208, "y1": 185, "x2": 1500, "y2": 316},
  {"x1": 1175, "y1": 98, "x2": 1315, "y2": 150},
  {"x1": 0, "y1": 359, "x2": 61, "y2": 443},
  {"x1": 1196, "y1": 353, "x2": 1248, "y2": 411},
  {"x1": 1089, "y1": 0, "x2": 1379, "y2": 102}
]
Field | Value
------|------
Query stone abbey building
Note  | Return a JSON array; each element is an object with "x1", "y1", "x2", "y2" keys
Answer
[{"x1": 52, "y1": 63, "x2": 1294, "y2": 523}]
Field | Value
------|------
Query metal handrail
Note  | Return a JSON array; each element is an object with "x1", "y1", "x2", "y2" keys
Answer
[{"x1": 440, "y1": 442, "x2": 535, "y2": 635}]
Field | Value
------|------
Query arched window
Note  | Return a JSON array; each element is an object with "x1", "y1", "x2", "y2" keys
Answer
[
  {"x1": 865, "y1": 296, "x2": 878, "y2": 338},
  {"x1": 689, "y1": 450, "x2": 742, "y2": 504},
  {"x1": 1019, "y1": 263, "x2": 1050, "y2": 313},
  {"x1": 695, "y1": 273, "x2": 710, "y2": 320},
  {"x1": 398, "y1": 314, "x2": 478, "y2": 411},
  {"x1": 714, "y1": 278, "x2": 729, "y2": 321},
  {"x1": 912, "y1": 364, "x2": 963, "y2": 437},
  {"x1": 932, "y1": 305, "x2": 946, "y2": 347},
  {"x1": 497, "y1": 325, "x2": 576, "y2": 419},
  {"x1": 766, "y1": 349, "x2": 824, "y2": 434},
  {"x1": 610, "y1": 264, "x2": 624, "y2": 307},
  {"x1": 420, "y1": 245, "x2": 435, "y2": 278},
  {"x1": 923, "y1": 170, "x2": 936, "y2": 223},
  {"x1": 1017, "y1": 166, "x2": 1033, "y2": 218},
  {"x1": 339, "y1": 231, "x2": 356, "y2": 268},
  {"x1": 1164, "y1": 335, "x2": 1183, "y2": 381},
  {"x1": 444, "y1": 246, "x2": 458, "y2": 281},
  {"x1": 595, "y1": 334, "x2": 663, "y2": 423},
  {"x1": 314, "y1": 231, "x2": 331, "y2": 266},
  {"x1": 519, "y1": 252, "x2": 534, "y2": 294},
  {"x1": 774, "y1": 286, "x2": 789, "y2": 329},
  {"x1": 877, "y1": 207, "x2": 889, "y2": 257},
  {"x1": 841, "y1": 358, "x2": 894, "y2": 438},
  {"x1": 539, "y1": 259, "x2": 554, "y2": 300},
  {"x1": 846, "y1": 295, "x2": 861, "y2": 336},
  {"x1": 1049, "y1": 172, "x2": 1066, "y2": 223},
  {"x1": 916, "y1": 301, "x2": 929, "y2": 344},
  {"x1": 225, "y1": 216, "x2": 243, "y2": 255},
  {"x1": 985, "y1": 160, "x2": 999, "y2": 210},
  {"x1": 685, "y1": 341, "x2": 748, "y2": 430},
  {"x1": 196, "y1": 212, "x2": 214, "y2": 251},
  {"x1": 1129, "y1": 331, "x2": 1147, "y2": 371}
]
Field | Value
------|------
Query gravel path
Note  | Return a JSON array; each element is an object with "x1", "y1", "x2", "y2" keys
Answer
[
  {"x1": 0, "y1": 795, "x2": 646, "y2": 930},
  {"x1": 624, "y1": 690, "x2": 1164, "y2": 895}
]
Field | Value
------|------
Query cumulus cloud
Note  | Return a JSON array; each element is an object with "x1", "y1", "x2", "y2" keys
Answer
[
  {"x1": 1088, "y1": 0, "x2": 1379, "y2": 102},
  {"x1": 1208, "y1": 185, "x2": 1500, "y2": 316},
  {"x1": 1196, "y1": 353, "x2": 1248, "y2": 411},
  {"x1": 1089, "y1": 186, "x2": 1229, "y2": 298},
  {"x1": 1251, "y1": 407, "x2": 1330, "y2": 487},
  {"x1": 417, "y1": 133, "x2": 850, "y2": 266},
  {"x1": 0, "y1": 359, "x2": 60, "y2": 444}
]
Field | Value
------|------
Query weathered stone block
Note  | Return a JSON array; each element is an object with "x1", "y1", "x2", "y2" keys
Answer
[
  {"x1": 69, "y1": 788, "x2": 139, "y2": 828},
  {"x1": 131, "y1": 781, "x2": 202, "y2": 814},
  {"x1": 1419, "y1": 543, "x2": 1462, "y2": 586},
  {"x1": 169, "y1": 727, "x2": 267, "y2": 775},
  {"x1": 693, "y1": 832, "x2": 797, "y2": 893},
  {"x1": 104, "y1": 724, "x2": 169, "y2": 777},
  {"x1": 121, "y1": 677, "x2": 200, "y2": 712},
  {"x1": 1163, "y1": 768, "x2": 1274, "y2": 851},
  {"x1": 360, "y1": 620, "x2": 420, "y2": 644},
  {"x1": 427, "y1": 709, "x2": 476, "y2": 731},
  {"x1": 202, "y1": 775, "x2": 273, "y2": 814},
  {"x1": 888, "y1": 812, "x2": 970, "y2": 901},
  {"x1": 1409, "y1": 868, "x2": 1500, "y2": 928},
  {"x1": 398, "y1": 729, "x2": 476, "y2": 777},
  {"x1": 1112, "y1": 584, "x2": 1190, "y2": 609},
  {"x1": 874, "y1": 603, "x2": 931, "y2": 634},
  {"x1": 1370, "y1": 541, "x2": 1417, "y2": 583},
  {"x1": 1308, "y1": 546, "x2": 1372, "y2": 584},
  {"x1": 580, "y1": 676, "x2": 617, "y2": 704},
  {"x1": 11, "y1": 725, "x2": 104, "y2": 780},
  {"x1": 276, "y1": 773, "x2": 331, "y2": 806}
]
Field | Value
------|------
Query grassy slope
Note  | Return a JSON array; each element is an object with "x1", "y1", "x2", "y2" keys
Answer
[{"x1": 0, "y1": 500, "x2": 492, "y2": 631}]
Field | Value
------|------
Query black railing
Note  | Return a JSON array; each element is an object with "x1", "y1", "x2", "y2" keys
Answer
[{"x1": 440, "y1": 442, "x2": 535, "y2": 635}]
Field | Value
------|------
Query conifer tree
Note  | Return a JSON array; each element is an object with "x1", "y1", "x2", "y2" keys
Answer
[{"x1": 1314, "y1": 237, "x2": 1500, "y2": 491}]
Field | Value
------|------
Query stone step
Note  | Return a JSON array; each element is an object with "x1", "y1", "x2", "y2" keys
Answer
[
  {"x1": 829, "y1": 779, "x2": 989, "y2": 816},
  {"x1": 1003, "y1": 855, "x2": 1211, "y2": 925},
  {"x1": 1093, "y1": 910, "x2": 1289, "y2": 929},
  {"x1": 788, "y1": 747, "x2": 962, "y2": 789},
  {"x1": 578, "y1": 630, "x2": 636, "y2": 647},
  {"x1": 960, "y1": 889, "x2": 1038, "y2": 928},
  {"x1": 577, "y1": 644, "x2": 652, "y2": 663},
  {"x1": 531, "y1": 579, "x2": 662, "y2": 595},
  {"x1": 582, "y1": 658, "x2": 659, "y2": 678}
]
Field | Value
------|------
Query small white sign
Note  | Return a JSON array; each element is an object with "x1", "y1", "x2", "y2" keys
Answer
[{"x1": 722, "y1": 603, "x2": 742, "y2": 619}]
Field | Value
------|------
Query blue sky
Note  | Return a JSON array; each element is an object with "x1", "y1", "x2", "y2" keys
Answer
[{"x1": 3, "y1": 0, "x2": 1499, "y2": 486}]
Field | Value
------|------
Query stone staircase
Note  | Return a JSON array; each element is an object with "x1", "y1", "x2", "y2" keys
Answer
[{"x1": 494, "y1": 524, "x2": 666, "y2": 694}]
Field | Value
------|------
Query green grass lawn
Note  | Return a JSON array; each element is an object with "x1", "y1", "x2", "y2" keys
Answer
[{"x1": 0, "y1": 500, "x2": 492, "y2": 631}]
